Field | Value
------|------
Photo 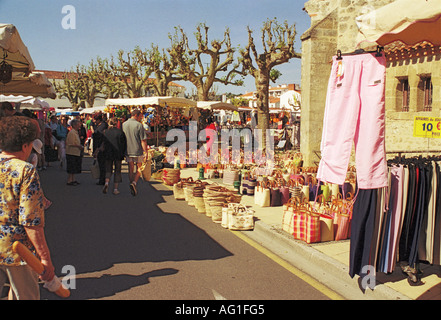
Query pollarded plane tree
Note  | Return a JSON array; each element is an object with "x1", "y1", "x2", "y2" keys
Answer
[
  {"x1": 145, "y1": 44, "x2": 185, "y2": 97},
  {"x1": 76, "y1": 58, "x2": 107, "y2": 109},
  {"x1": 237, "y1": 18, "x2": 301, "y2": 133},
  {"x1": 53, "y1": 65, "x2": 85, "y2": 111},
  {"x1": 168, "y1": 22, "x2": 244, "y2": 101},
  {"x1": 108, "y1": 46, "x2": 153, "y2": 98}
]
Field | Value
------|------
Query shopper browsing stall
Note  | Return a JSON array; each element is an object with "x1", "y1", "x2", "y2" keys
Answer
[{"x1": 122, "y1": 109, "x2": 148, "y2": 196}]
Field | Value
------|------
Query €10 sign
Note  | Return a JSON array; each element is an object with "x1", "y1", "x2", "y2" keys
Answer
[{"x1": 413, "y1": 117, "x2": 441, "y2": 138}]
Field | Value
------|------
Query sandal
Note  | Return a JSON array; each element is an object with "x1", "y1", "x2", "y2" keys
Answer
[{"x1": 66, "y1": 182, "x2": 76, "y2": 186}]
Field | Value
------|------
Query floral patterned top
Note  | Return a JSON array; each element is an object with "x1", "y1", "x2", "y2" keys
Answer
[{"x1": 0, "y1": 156, "x2": 44, "y2": 266}]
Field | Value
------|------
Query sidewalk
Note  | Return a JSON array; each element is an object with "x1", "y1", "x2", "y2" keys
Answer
[{"x1": 175, "y1": 168, "x2": 441, "y2": 300}]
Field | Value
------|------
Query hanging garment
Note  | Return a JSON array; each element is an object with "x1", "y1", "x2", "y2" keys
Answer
[
  {"x1": 398, "y1": 163, "x2": 417, "y2": 263},
  {"x1": 433, "y1": 163, "x2": 441, "y2": 265},
  {"x1": 386, "y1": 165, "x2": 405, "y2": 273},
  {"x1": 349, "y1": 188, "x2": 379, "y2": 278},
  {"x1": 317, "y1": 52, "x2": 388, "y2": 189},
  {"x1": 370, "y1": 187, "x2": 388, "y2": 274},
  {"x1": 408, "y1": 165, "x2": 428, "y2": 267},
  {"x1": 417, "y1": 163, "x2": 434, "y2": 263},
  {"x1": 427, "y1": 161, "x2": 438, "y2": 262},
  {"x1": 231, "y1": 111, "x2": 240, "y2": 122}
]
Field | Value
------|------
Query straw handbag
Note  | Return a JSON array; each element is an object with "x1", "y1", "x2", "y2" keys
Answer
[
  {"x1": 173, "y1": 177, "x2": 194, "y2": 200},
  {"x1": 282, "y1": 198, "x2": 300, "y2": 234},
  {"x1": 292, "y1": 203, "x2": 321, "y2": 244},
  {"x1": 227, "y1": 204, "x2": 255, "y2": 231},
  {"x1": 254, "y1": 181, "x2": 270, "y2": 207},
  {"x1": 90, "y1": 160, "x2": 100, "y2": 180},
  {"x1": 162, "y1": 168, "x2": 180, "y2": 186},
  {"x1": 223, "y1": 169, "x2": 239, "y2": 185},
  {"x1": 316, "y1": 201, "x2": 334, "y2": 242},
  {"x1": 282, "y1": 198, "x2": 320, "y2": 244},
  {"x1": 138, "y1": 150, "x2": 154, "y2": 181},
  {"x1": 193, "y1": 184, "x2": 207, "y2": 213},
  {"x1": 151, "y1": 169, "x2": 163, "y2": 181},
  {"x1": 138, "y1": 159, "x2": 151, "y2": 181},
  {"x1": 240, "y1": 176, "x2": 257, "y2": 195}
]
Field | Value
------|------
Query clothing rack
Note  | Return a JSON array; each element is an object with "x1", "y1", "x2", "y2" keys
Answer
[
  {"x1": 375, "y1": 156, "x2": 440, "y2": 285},
  {"x1": 336, "y1": 46, "x2": 384, "y2": 60},
  {"x1": 350, "y1": 154, "x2": 441, "y2": 285}
]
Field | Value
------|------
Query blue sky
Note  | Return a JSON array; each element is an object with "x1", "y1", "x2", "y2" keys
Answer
[{"x1": 0, "y1": 0, "x2": 311, "y2": 95}]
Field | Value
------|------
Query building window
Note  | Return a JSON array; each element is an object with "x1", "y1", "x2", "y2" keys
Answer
[
  {"x1": 424, "y1": 77, "x2": 433, "y2": 111},
  {"x1": 399, "y1": 78, "x2": 410, "y2": 112},
  {"x1": 418, "y1": 75, "x2": 433, "y2": 111}
]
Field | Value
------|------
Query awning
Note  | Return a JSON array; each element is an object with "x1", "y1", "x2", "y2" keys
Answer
[
  {"x1": 0, "y1": 95, "x2": 50, "y2": 110},
  {"x1": 0, "y1": 24, "x2": 35, "y2": 76},
  {"x1": 80, "y1": 106, "x2": 107, "y2": 114},
  {"x1": 0, "y1": 72, "x2": 56, "y2": 99},
  {"x1": 55, "y1": 108, "x2": 80, "y2": 116},
  {"x1": 356, "y1": 0, "x2": 441, "y2": 47},
  {"x1": 269, "y1": 108, "x2": 294, "y2": 114},
  {"x1": 105, "y1": 96, "x2": 197, "y2": 108},
  {"x1": 197, "y1": 101, "x2": 238, "y2": 111}
]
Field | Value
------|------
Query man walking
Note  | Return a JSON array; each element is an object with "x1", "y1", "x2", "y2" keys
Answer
[{"x1": 122, "y1": 109, "x2": 148, "y2": 196}]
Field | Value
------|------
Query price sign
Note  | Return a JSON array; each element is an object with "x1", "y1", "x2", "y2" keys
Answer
[{"x1": 413, "y1": 116, "x2": 441, "y2": 138}]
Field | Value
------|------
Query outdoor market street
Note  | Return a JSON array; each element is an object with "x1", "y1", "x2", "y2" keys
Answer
[{"x1": 38, "y1": 156, "x2": 332, "y2": 301}]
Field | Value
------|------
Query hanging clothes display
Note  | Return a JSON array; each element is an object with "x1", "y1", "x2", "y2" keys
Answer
[
  {"x1": 317, "y1": 51, "x2": 388, "y2": 189},
  {"x1": 231, "y1": 111, "x2": 240, "y2": 123},
  {"x1": 350, "y1": 156, "x2": 441, "y2": 284}
]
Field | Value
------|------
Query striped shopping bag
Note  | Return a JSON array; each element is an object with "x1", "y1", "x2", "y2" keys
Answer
[{"x1": 292, "y1": 204, "x2": 321, "y2": 244}]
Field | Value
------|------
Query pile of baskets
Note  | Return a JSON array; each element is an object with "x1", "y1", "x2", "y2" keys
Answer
[
  {"x1": 203, "y1": 185, "x2": 241, "y2": 223},
  {"x1": 173, "y1": 178, "x2": 253, "y2": 228}
]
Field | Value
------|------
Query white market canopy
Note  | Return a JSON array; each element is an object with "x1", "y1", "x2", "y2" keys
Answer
[
  {"x1": 80, "y1": 106, "x2": 106, "y2": 114},
  {"x1": 105, "y1": 96, "x2": 197, "y2": 108},
  {"x1": 0, "y1": 94, "x2": 50, "y2": 110},
  {"x1": 55, "y1": 108, "x2": 80, "y2": 115},
  {"x1": 0, "y1": 24, "x2": 55, "y2": 98},
  {"x1": 197, "y1": 101, "x2": 238, "y2": 111},
  {"x1": 0, "y1": 71, "x2": 56, "y2": 99},
  {"x1": 279, "y1": 90, "x2": 301, "y2": 112},
  {"x1": 356, "y1": 0, "x2": 441, "y2": 47},
  {"x1": 0, "y1": 23, "x2": 35, "y2": 76}
]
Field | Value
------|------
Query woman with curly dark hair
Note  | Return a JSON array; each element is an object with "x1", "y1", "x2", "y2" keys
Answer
[{"x1": 0, "y1": 116, "x2": 55, "y2": 299}]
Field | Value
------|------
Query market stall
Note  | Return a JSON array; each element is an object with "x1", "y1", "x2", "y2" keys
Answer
[
  {"x1": 0, "y1": 71, "x2": 56, "y2": 98},
  {"x1": 0, "y1": 24, "x2": 55, "y2": 99},
  {"x1": 197, "y1": 101, "x2": 238, "y2": 128},
  {"x1": 197, "y1": 101, "x2": 238, "y2": 112},
  {"x1": 105, "y1": 96, "x2": 197, "y2": 146},
  {"x1": 0, "y1": 23, "x2": 35, "y2": 78}
]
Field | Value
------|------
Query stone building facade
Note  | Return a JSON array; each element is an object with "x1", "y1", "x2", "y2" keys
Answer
[
  {"x1": 299, "y1": 0, "x2": 441, "y2": 166},
  {"x1": 385, "y1": 43, "x2": 441, "y2": 155}
]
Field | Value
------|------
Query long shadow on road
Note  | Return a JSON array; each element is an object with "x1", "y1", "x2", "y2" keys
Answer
[{"x1": 38, "y1": 157, "x2": 232, "y2": 299}]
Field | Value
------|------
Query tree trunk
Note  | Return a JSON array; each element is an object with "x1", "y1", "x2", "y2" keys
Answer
[
  {"x1": 71, "y1": 102, "x2": 79, "y2": 111},
  {"x1": 254, "y1": 73, "x2": 270, "y2": 149},
  {"x1": 196, "y1": 84, "x2": 209, "y2": 101}
]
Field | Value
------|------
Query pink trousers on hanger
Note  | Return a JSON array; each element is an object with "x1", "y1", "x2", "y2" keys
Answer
[{"x1": 317, "y1": 52, "x2": 388, "y2": 189}]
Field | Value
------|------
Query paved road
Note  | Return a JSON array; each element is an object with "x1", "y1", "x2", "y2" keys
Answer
[{"x1": 39, "y1": 156, "x2": 331, "y2": 301}]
